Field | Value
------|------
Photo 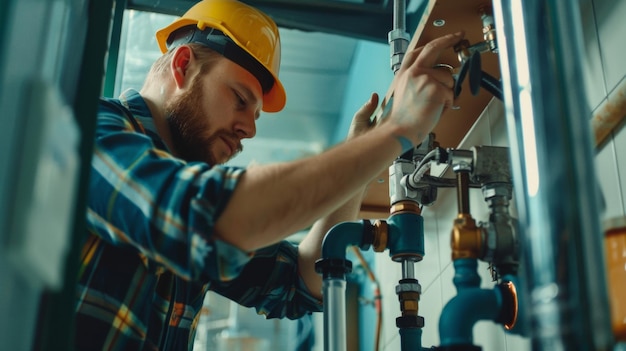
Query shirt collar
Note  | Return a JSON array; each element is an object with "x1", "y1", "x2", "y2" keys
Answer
[{"x1": 118, "y1": 89, "x2": 170, "y2": 152}]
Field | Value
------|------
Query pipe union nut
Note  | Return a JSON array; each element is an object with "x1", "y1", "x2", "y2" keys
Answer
[{"x1": 396, "y1": 282, "x2": 422, "y2": 294}]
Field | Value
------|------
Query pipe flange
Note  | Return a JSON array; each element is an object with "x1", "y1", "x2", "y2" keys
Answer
[{"x1": 314, "y1": 258, "x2": 352, "y2": 279}]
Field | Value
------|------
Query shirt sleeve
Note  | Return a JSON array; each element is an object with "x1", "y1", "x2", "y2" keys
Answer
[
  {"x1": 209, "y1": 241, "x2": 324, "y2": 319},
  {"x1": 87, "y1": 101, "x2": 250, "y2": 283}
]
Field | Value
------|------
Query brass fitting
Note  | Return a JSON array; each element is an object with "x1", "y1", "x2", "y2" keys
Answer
[
  {"x1": 398, "y1": 291, "x2": 420, "y2": 316},
  {"x1": 372, "y1": 219, "x2": 388, "y2": 252},
  {"x1": 450, "y1": 213, "x2": 483, "y2": 260},
  {"x1": 390, "y1": 201, "x2": 421, "y2": 215}
]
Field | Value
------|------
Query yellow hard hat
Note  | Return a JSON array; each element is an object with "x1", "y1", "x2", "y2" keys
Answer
[{"x1": 156, "y1": 0, "x2": 286, "y2": 112}]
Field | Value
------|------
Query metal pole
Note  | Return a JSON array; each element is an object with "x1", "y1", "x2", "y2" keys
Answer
[
  {"x1": 491, "y1": 1, "x2": 613, "y2": 350},
  {"x1": 323, "y1": 279, "x2": 347, "y2": 351}
]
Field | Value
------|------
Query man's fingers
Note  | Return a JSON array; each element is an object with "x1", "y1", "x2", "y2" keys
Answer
[
  {"x1": 415, "y1": 31, "x2": 465, "y2": 68},
  {"x1": 429, "y1": 67, "x2": 456, "y2": 89},
  {"x1": 399, "y1": 31, "x2": 465, "y2": 71}
]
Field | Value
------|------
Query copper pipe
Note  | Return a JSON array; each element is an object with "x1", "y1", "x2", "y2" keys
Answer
[
  {"x1": 593, "y1": 77, "x2": 626, "y2": 148},
  {"x1": 456, "y1": 172, "x2": 470, "y2": 214}
]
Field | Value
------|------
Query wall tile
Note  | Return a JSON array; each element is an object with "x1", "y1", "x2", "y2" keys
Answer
[
  {"x1": 383, "y1": 331, "x2": 400, "y2": 351},
  {"x1": 473, "y1": 321, "x2": 507, "y2": 350},
  {"x1": 579, "y1": 0, "x2": 608, "y2": 110},
  {"x1": 376, "y1": 259, "x2": 403, "y2": 348},
  {"x1": 505, "y1": 332, "x2": 532, "y2": 351},
  {"x1": 612, "y1": 121, "x2": 626, "y2": 216},
  {"x1": 420, "y1": 277, "x2": 443, "y2": 348},
  {"x1": 417, "y1": 214, "x2": 442, "y2": 289},
  {"x1": 487, "y1": 98, "x2": 509, "y2": 148},
  {"x1": 438, "y1": 262, "x2": 457, "y2": 318},
  {"x1": 429, "y1": 187, "x2": 456, "y2": 272},
  {"x1": 595, "y1": 131, "x2": 625, "y2": 220},
  {"x1": 594, "y1": 0, "x2": 626, "y2": 92},
  {"x1": 458, "y1": 105, "x2": 492, "y2": 149}
]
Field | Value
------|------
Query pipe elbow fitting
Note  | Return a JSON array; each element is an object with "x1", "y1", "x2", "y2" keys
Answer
[
  {"x1": 321, "y1": 220, "x2": 372, "y2": 259},
  {"x1": 439, "y1": 288, "x2": 501, "y2": 346},
  {"x1": 451, "y1": 214, "x2": 483, "y2": 260}
]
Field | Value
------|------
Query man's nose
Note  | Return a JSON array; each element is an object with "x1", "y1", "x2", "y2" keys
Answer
[{"x1": 235, "y1": 113, "x2": 257, "y2": 139}]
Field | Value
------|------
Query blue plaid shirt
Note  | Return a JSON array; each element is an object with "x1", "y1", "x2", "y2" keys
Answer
[{"x1": 75, "y1": 89, "x2": 322, "y2": 351}]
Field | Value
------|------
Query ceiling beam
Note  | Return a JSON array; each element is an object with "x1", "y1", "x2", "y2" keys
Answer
[{"x1": 126, "y1": 0, "x2": 426, "y2": 43}]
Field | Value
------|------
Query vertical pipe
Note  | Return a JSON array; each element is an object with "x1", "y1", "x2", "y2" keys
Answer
[
  {"x1": 323, "y1": 279, "x2": 348, "y2": 351},
  {"x1": 456, "y1": 172, "x2": 470, "y2": 214},
  {"x1": 392, "y1": 0, "x2": 406, "y2": 31},
  {"x1": 491, "y1": 1, "x2": 612, "y2": 350}
]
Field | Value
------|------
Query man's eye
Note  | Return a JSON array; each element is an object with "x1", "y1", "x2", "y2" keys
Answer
[{"x1": 235, "y1": 92, "x2": 246, "y2": 106}]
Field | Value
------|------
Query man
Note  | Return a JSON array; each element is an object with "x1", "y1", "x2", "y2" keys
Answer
[{"x1": 75, "y1": 0, "x2": 463, "y2": 350}]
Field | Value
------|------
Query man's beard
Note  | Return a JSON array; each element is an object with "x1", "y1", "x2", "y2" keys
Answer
[{"x1": 164, "y1": 77, "x2": 242, "y2": 165}]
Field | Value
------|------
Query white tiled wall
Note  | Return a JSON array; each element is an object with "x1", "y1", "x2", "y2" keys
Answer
[
  {"x1": 588, "y1": 0, "x2": 626, "y2": 222},
  {"x1": 372, "y1": 1, "x2": 626, "y2": 350}
]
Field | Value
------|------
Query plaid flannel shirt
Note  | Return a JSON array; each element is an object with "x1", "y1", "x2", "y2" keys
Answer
[{"x1": 75, "y1": 89, "x2": 322, "y2": 351}]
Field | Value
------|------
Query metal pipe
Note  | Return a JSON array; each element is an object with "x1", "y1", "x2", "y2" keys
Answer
[
  {"x1": 392, "y1": 0, "x2": 406, "y2": 31},
  {"x1": 388, "y1": 0, "x2": 409, "y2": 74},
  {"x1": 401, "y1": 259, "x2": 415, "y2": 279},
  {"x1": 492, "y1": 1, "x2": 613, "y2": 350},
  {"x1": 456, "y1": 172, "x2": 470, "y2": 215},
  {"x1": 317, "y1": 220, "x2": 372, "y2": 351},
  {"x1": 323, "y1": 279, "x2": 348, "y2": 351}
]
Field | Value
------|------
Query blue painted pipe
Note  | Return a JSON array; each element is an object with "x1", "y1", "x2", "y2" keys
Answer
[
  {"x1": 400, "y1": 328, "x2": 423, "y2": 350},
  {"x1": 320, "y1": 220, "x2": 371, "y2": 259},
  {"x1": 386, "y1": 211, "x2": 424, "y2": 259},
  {"x1": 439, "y1": 259, "x2": 503, "y2": 346}
]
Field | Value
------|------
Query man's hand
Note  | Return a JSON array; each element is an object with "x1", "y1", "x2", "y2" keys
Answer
[
  {"x1": 347, "y1": 93, "x2": 379, "y2": 140},
  {"x1": 389, "y1": 31, "x2": 465, "y2": 147}
]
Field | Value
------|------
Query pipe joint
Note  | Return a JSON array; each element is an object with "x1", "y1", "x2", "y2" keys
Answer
[
  {"x1": 451, "y1": 214, "x2": 483, "y2": 260},
  {"x1": 320, "y1": 220, "x2": 372, "y2": 259},
  {"x1": 387, "y1": 211, "x2": 425, "y2": 261},
  {"x1": 479, "y1": 5, "x2": 498, "y2": 53},
  {"x1": 372, "y1": 219, "x2": 388, "y2": 252},
  {"x1": 314, "y1": 258, "x2": 352, "y2": 280},
  {"x1": 439, "y1": 260, "x2": 503, "y2": 347},
  {"x1": 396, "y1": 278, "x2": 422, "y2": 318}
]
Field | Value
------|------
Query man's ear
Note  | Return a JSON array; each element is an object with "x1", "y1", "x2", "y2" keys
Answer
[{"x1": 170, "y1": 45, "x2": 193, "y2": 89}]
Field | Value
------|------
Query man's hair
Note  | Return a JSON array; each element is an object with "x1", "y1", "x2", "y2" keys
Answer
[{"x1": 145, "y1": 43, "x2": 222, "y2": 84}]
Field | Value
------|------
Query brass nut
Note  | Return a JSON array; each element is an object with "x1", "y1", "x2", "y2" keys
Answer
[{"x1": 372, "y1": 220, "x2": 388, "y2": 252}]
